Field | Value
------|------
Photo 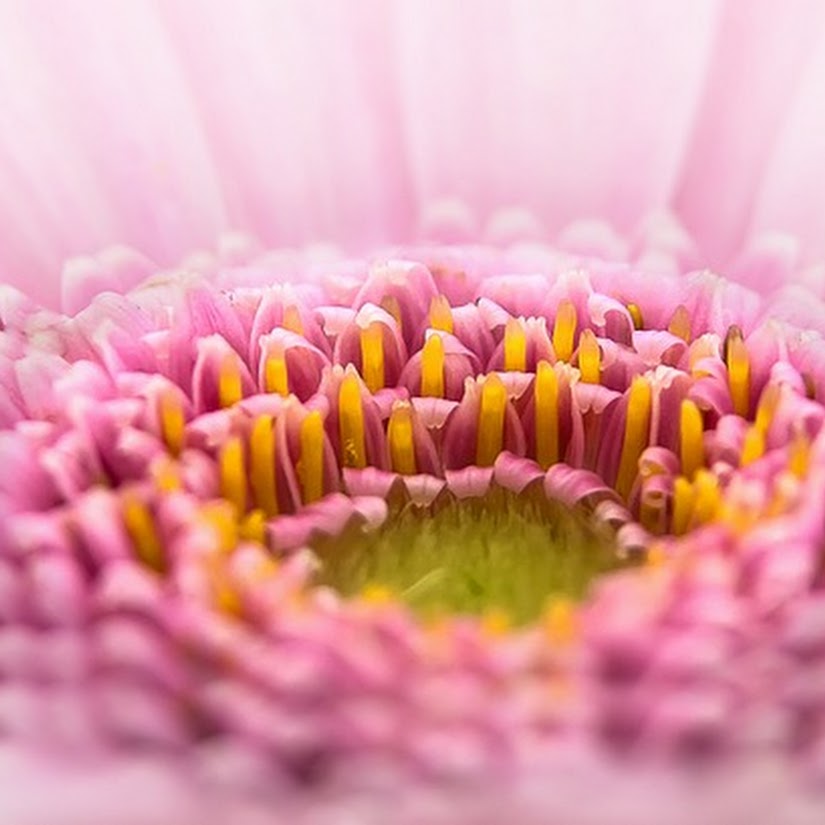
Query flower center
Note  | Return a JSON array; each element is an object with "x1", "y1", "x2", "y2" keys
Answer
[{"x1": 313, "y1": 488, "x2": 631, "y2": 624}]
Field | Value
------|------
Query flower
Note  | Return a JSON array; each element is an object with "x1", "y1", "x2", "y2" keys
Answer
[{"x1": 3, "y1": 240, "x2": 825, "y2": 823}]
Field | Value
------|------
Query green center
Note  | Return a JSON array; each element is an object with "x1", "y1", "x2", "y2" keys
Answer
[{"x1": 313, "y1": 488, "x2": 631, "y2": 625}]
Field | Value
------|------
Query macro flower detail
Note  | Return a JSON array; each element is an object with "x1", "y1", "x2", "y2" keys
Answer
[{"x1": 3, "y1": 238, "x2": 825, "y2": 822}]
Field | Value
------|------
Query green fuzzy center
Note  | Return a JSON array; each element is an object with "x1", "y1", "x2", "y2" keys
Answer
[{"x1": 313, "y1": 488, "x2": 632, "y2": 624}]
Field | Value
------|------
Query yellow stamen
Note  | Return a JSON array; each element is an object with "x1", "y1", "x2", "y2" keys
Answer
[
  {"x1": 754, "y1": 383, "x2": 780, "y2": 435},
  {"x1": 627, "y1": 303, "x2": 644, "y2": 330},
  {"x1": 789, "y1": 430, "x2": 810, "y2": 478},
  {"x1": 360, "y1": 322, "x2": 385, "y2": 393},
  {"x1": 249, "y1": 414, "x2": 279, "y2": 516},
  {"x1": 338, "y1": 374, "x2": 367, "y2": 469},
  {"x1": 123, "y1": 495, "x2": 164, "y2": 572},
  {"x1": 299, "y1": 410, "x2": 325, "y2": 504},
  {"x1": 725, "y1": 326, "x2": 751, "y2": 418},
  {"x1": 615, "y1": 376, "x2": 652, "y2": 500},
  {"x1": 264, "y1": 353, "x2": 289, "y2": 395},
  {"x1": 201, "y1": 501, "x2": 238, "y2": 553},
  {"x1": 218, "y1": 353, "x2": 244, "y2": 408},
  {"x1": 552, "y1": 299, "x2": 577, "y2": 362},
  {"x1": 667, "y1": 305, "x2": 692, "y2": 342},
  {"x1": 158, "y1": 391, "x2": 185, "y2": 456},
  {"x1": 504, "y1": 317, "x2": 527, "y2": 371},
  {"x1": 740, "y1": 425, "x2": 765, "y2": 467},
  {"x1": 380, "y1": 295, "x2": 403, "y2": 331},
  {"x1": 476, "y1": 374, "x2": 508, "y2": 467},
  {"x1": 428, "y1": 294, "x2": 454, "y2": 334},
  {"x1": 691, "y1": 469, "x2": 720, "y2": 526},
  {"x1": 219, "y1": 436, "x2": 248, "y2": 515},
  {"x1": 671, "y1": 476, "x2": 695, "y2": 535},
  {"x1": 239, "y1": 509, "x2": 267, "y2": 544},
  {"x1": 388, "y1": 402, "x2": 417, "y2": 475},
  {"x1": 534, "y1": 360, "x2": 559, "y2": 469},
  {"x1": 420, "y1": 334, "x2": 445, "y2": 398},
  {"x1": 679, "y1": 399, "x2": 705, "y2": 479},
  {"x1": 282, "y1": 304, "x2": 303, "y2": 335},
  {"x1": 577, "y1": 329, "x2": 601, "y2": 384}
]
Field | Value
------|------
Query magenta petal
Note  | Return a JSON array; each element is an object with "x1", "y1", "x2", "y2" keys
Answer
[
  {"x1": 493, "y1": 452, "x2": 544, "y2": 494},
  {"x1": 544, "y1": 464, "x2": 619, "y2": 508},
  {"x1": 444, "y1": 467, "x2": 494, "y2": 499}
]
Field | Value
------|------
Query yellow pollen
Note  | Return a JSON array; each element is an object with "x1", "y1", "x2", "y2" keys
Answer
[
  {"x1": 218, "y1": 353, "x2": 244, "y2": 408},
  {"x1": 428, "y1": 294, "x2": 454, "y2": 333},
  {"x1": 690, "y1": 469, "x2": 720, "y2": 526},
  {"x1": 534, "y1": 360, "x2": 559, "y2": 469},
  {"x1": 249, "y1": 414, "x2": 279, "y2": 517},
  {"x1": 789, "y1": 431, "x2": 810, "y2": 478},
  {"x1": 679, "y1": 399, "x2": 705, "y2": 479},
  {"x1": 504, "y1": 317, "x2": 527, "y2": 371},
  {"x1": 158, "y1": 391, "x2": 185, "y2": 456},
  {"x1": 264, "y1": 353, "x2": 289, "y2": 395},
  {"x1": 754, "y1": 383, "x2": 780, "y2": 435},
  {"x1": 627, "y1": 303, "x2": 644, "y2": 330},
  {"x1": 239, "y1": 509, "x2": 267, "y2": 544},
  {"x1": 338, "y1": 374, "x2": 367, "y2": 469},
  {"x1": 387, "y1": 402, "x2": 417, "y2": 475},
  {"x1": 476, "y1": 373, "x2": 508, "y2": 467},
  {"x1": 740, "y1": 425, "x2": 765, "y2": 467},
  {"x1": 298, "y1": 410, "x2": 325, "y2": 504},
  {"x1": 360, "y1": 322, "x2": 385, "y2": 393},
  {"x1": 543, "y1": 597, "x2": 577, "y2": 646},
  {"x1": 380, "y1": 295, "x2": 403, "y2": 331},
  {"x1": 219, "y1": 436, "x2": 248, "y2": 515},
  {"x1": 201, "y1": 501, "x2": 239, "y2": 553},
  {"x1": 420, "y1": 334, "x2": 445, "y2": 398},
  {"x1": 671, "y1": 476, "x2": 695, "y2": 535},
  {"x1": 552, "y1": 299, "x2": 577, "y2": 362},
  {"x1": 725, "y1": 327, "x2": 751, "y2": 418},
  {"x1": 123, "y1": 495, "x2": 164, "y2": 572},
  {"x1": 282, "y1": 304, "x2": 304, "y2": 335},
  {"x1": 615, "y1": 376, "x2": 652, "y2": 500},
  {"x1": 577, "y1": 329, "x2": 601, "y2": 384},
  {"x1": 667, "y1": 305, "x2": 692, "y2": 342}
]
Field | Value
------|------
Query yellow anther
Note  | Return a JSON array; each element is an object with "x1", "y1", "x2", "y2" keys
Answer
[
  {"x1": 388, "y1": 402, "x2": 417, "y2": 475},
  {"x1": 679, "y1": 399, "x2": 705, "y2": 480},
  {"x1": 360, "y1": 322, "x2": 385, "y2": 393},
  {"x1": 577, "y1": 329, "x2": 601, "y2": 384},
  {"x1": 667, "y1": 305, "x2": 692, "y2": 343},
  {"x1": 754, "y1": 383, "x2": 780, "y2": 435},
  {"x1": 428, "y1": 294, "x2": 454, "y2": 334},
  {"x1": 615, "y1": 376, "x2": 652, "y2": 500},
  {"x1": 671, "y1": 476, "x2": 695, "y2": 535},
  {"x1": 789, "y1": 430, "x2": 810, "y2": 478},
  {"x1": 380, "y1": 295, "x2": 403, "y2": 331},
  {"x1": 691, "y1": 469, "x2": 720, "y2": 526},
  {"x1": 201, "y1": 501, "x2": 238, "y2": 553},
  {"x1": 420, "y1": 334, "x2": 445, "y2": 398},
  {"x1": 725, "y1": 326, "x2": 751, "y2": 418},
  {"x1": 740, "y1": 425, "x2": 765, "y2": 467},
  {"x1": 249, "y1": 415, "x2": 279, "y2": 516},
  {"x1": 552, "y1": 299, "x2": 577, "y2": 362},
  {"x1": 476, "y1": 373, "x2": 508, "y2": 467},
  {"x1": 158, "y1": 391, "x2": 185, "y2": 456},
  {"x1": 239, "y1": 509, "x2": 267, "y2": 544},
  {"x1": 123, "y1": 495, "x2": 164, "y2": 572},
  {"x1": 282, "y1": 304, "x2": 304, "y2": 335},
  {"x1": 543, "y1": 597, "x2": 577, "y2": 646},
  {"x1": 299, "y1": 410, "x2": 325, "y2": 504},
  {"x1": 219, "y1": 436, "x2": 248, "y2": 515},
  {"x1": 504, "y1": 317, "x2": 527, "y2": 372},
  {"x1": 534, "y1": 360, "x2": 559, "y2": 469},
  {"x1": 338, "y1": 374, "x2": 367, "y2": 469},
  {"x1": 218, "y1": 353, "x2": 244, "y2": 408},
  {"x1": 627, "y1": 303, "x2": 644, "y2": 330},
  {"x1": 152, "y1": 457, "x2": 181, "y2": 493},
  {"x1": 264, "y1": 353, "x2": 289, "y2": 395}
]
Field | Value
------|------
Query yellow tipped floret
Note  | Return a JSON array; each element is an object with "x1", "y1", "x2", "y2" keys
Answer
[
  {"x1": 754, "y1": 383, "x2": 780, "y2": 435},
  {"x1": 615, "y1": 376, "x2": 652, "y2": 500},
  {"x1": 667, "y1": 305, "x2": 692, "y2": 342},
  {"x1": 552, "y1": 299, "x2": 577, "y2": 362},
  {"x1": 671, "y1": 476, "x2": 695, "y2": 535},
  {"x1": 282, "y1": 304, "x2": 303, "y2": 335},
  {"x1": 420, "y1": 334, "x2": 445, "y2": 398},
  {"x1": 220, "y1": 436, "x2": 248, "y2": 515},
  {"x1": 504, "y1": 317, "x2": 527, "y2": 372},
  {"x1": 338, "y1": 374, "x2": 367, "y2": 469},
  {"x1": 123, "y1": 495, "x2": 164, "y2": 572},
  {"x1": 534, "y1": 360, "x2": 559, "y2": 469},
  {"x1": 740, "y1": 425, "x2": 765, "y2": 467},
  {"x1": 627, "y1": 303, "x2": 644, "y2": 330},
  {"x1": 679, "y1": 399, "x2": 705, "y2": 479},
  {"x1": 360, "y1": 322, "x2": 385, "y2": 393},
  {"x1": 476, "y1": 373, "x2": 508, "y2": 467},
  {"x1": 249, "y1": 414, "x2": 279, "y2": 516},
  {"x1": 725, "y1": 327, "x2": 751, "y2": 418},
  {"x1": 577, "y1": 329, "x2": 601, "y2": 384},
  {"x1": 239, "y1": 509, "x2": 267, "y2": 544},
  {"x1": 429, "y1": 294, "x2": 454, "y2": 334},
  {"x1": 691, "y1": 469, "x2": 720, "y2": 526},
  {"x1": 388, "y1": 402, "x2": 417, "y2": 475},
  {"x1": 158, "y1": 391, "x2": 185, "y2": 456},
  {"x1": 264, "y1": 353, "x2": 289, "y2": 395},
  {"x1": 219, "y1": 353, "x2": 243, "y2": 408},
  {"x1": 299, "y1": 410, "x2": 325, "y2": 504}
]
